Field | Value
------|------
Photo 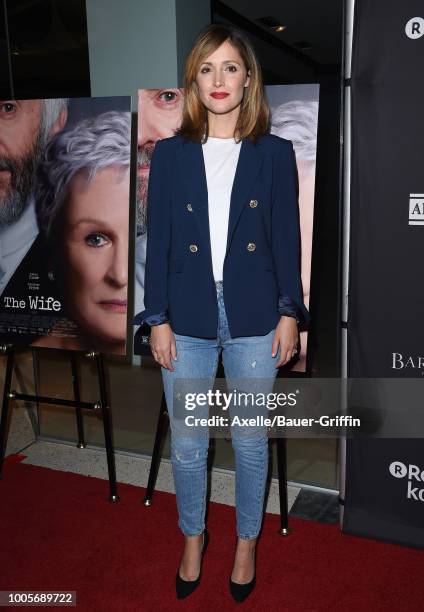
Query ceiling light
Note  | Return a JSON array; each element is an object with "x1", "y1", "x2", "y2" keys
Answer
[{"x1": 257, "y1": 16, "x2": 286, "y2": 32}]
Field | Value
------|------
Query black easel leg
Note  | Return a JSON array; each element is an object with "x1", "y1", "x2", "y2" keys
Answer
[
  {"x1": 276, "y1": 436, "x2": 291, "y2": 535},
  {"x1": 70, "y1": 353, "x2": 86, "y2": 449},
  {"x1": 95, "y1": 354, "x2": 119, "y2": 502},
  {"x1": 0, "y1": 347, "x2": 15, "y2": 479},
  {"x1": 143, "y1": 391, "x2": 169, "y2": 506}
]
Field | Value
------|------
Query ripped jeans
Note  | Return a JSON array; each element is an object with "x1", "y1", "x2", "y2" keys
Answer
[{"x1": 161, "y1": 280, "x2": 280, "y2": 540}]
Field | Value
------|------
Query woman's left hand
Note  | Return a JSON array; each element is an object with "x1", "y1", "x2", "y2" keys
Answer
[{"x1": 272, "y1": 316, "x2": 299, "y2": 368}]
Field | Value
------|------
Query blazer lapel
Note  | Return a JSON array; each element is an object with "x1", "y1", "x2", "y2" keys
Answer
[
  {"x1": 177, "y1": 135, "x2": 263, "y2": 259},
  {"x1": 225, "y1": 137, "x2": 262, "y2": 254},
  {"x1": 177, "y1": 138, "x2": 211, "y2": 253}
]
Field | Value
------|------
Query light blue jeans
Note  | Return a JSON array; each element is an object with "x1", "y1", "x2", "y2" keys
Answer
[{"x1": 161, "y1": 280, "x2": 280, "y2": 540}]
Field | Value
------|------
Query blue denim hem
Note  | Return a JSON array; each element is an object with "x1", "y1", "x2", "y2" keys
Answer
[
  {"x1": 237, "y1": 533, "x2": 260, "y2": 540},
  {"x1": 180, "y1": 528, "x2": 206, "y2": 537}
]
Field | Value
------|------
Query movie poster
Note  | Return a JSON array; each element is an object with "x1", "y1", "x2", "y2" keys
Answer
[
  {"x1": 0, "y1": 96, "x2": 131, "y2": 355},
  {"x1": 134, "y1": 85, "x2": 319, "y2": 372},
  {"x1": 134, "y1": 87, "x2": 184, "y2": 356},
  {"x1": 267, "y1": 84, "x2": 319, "y2": 371}
]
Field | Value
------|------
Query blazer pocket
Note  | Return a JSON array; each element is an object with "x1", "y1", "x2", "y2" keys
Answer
[{"x1": 168, "y1": 257, "x2": 185, "y2": 273}]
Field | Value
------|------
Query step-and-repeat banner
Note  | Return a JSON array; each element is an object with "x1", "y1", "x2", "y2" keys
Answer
[{"x1": 343, "y1": 0, "x2": 424, "y2": 547}]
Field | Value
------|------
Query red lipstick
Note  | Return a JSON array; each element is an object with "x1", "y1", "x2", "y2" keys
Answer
[{"x1": 211, "y1": 92, "x2": 229, "y2": 99}]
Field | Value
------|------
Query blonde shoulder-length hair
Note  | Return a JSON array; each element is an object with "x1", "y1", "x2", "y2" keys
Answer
[{"x1": 176, "y1": 24, "x2": 269, "y2": 144}]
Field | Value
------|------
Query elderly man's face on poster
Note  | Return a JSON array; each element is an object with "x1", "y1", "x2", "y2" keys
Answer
[
  {"x1": 0, "y1": 100, "x2": 44, "y2": 227},
  {"x1": 137, "y1": 88, "x2": 184, "y2": 235},
  {"x1": 0, "y1": 99, "x2": 67, "y2": 228}
]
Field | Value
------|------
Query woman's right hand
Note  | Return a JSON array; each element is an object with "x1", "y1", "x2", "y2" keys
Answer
[{"x1": 149, "y1": 323, "x2": 177, "y2": 371}]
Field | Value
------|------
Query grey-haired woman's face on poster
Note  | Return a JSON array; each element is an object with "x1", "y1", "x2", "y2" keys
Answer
[{"x1": 58, "y1": 165, "x2": 129, "y2": 352}]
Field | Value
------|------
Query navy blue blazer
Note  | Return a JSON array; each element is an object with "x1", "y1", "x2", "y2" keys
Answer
[{"x1": 134, "y1": 132, "x2": 310, "y2": 338}]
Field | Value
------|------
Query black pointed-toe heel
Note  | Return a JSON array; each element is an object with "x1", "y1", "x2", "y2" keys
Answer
[
  {"x1": 175, "y1": 528, "x2": 209, "y2": 599},
  {"x1": 229, "y1": 547, "x2": 256, "y2": 603},
  {"x1": 229, "y1": 573, "x2": 256, "y2": 603}
]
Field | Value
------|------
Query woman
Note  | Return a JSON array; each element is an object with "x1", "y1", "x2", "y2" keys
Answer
[
  {"x1": 134, "y1": 24, "x2": 310, "y2": 601},
  {"x1": 32, "y1": 111, "x2": 130, "y2": 355}
]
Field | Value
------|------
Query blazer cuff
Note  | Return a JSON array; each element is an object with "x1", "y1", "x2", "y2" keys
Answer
[
  {"x1": 133, "y1": 310, "x2": 169, "y2": 326},
  {"x1": 278, "y1": 295, "x2": 309, "y2": 328}
]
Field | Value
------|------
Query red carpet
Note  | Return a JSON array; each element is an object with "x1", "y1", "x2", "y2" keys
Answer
[{"x1": 1, "y1": 454, "x2": 424, "y2": 611}]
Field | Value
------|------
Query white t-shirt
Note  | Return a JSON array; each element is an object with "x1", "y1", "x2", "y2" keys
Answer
[{"x1": 202, "y1": 136, "x2": 242, "y2": 281}]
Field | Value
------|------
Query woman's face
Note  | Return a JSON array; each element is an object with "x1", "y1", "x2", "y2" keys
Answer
[
  {"x1": 195, "y1": 40, "x2": 250, "y2": 116},
  {"x1": 62, "y1": 166, "x2": 129, "y2": 351}
]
